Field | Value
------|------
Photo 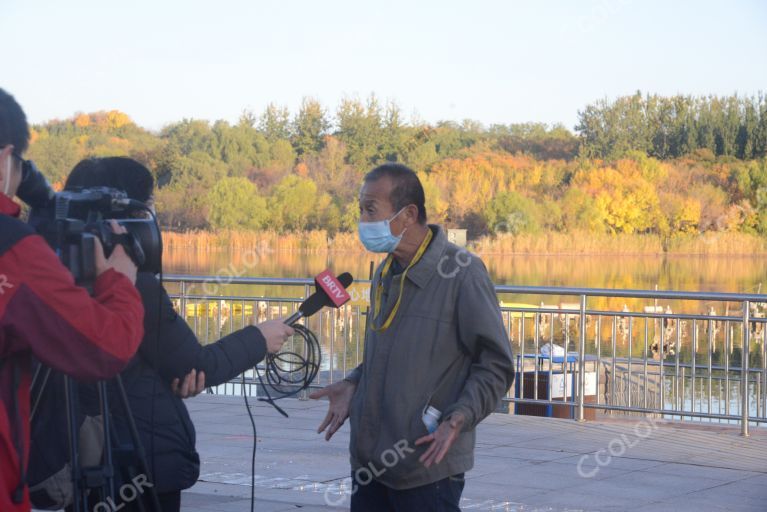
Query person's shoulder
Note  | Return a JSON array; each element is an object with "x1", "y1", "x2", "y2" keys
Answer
[
  {"x1": 460, "y1": 251, "x2": 489, "y2": 279},
  {"x1": 435, "y1": 240, "x2": 489, "y2": 285},
  {"x1": 441, "y1": 236, "x2": 484, "y2": 269}
]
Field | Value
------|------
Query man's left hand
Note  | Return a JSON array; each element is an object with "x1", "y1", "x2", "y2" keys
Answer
[
  {"x1": 172, "y1": 369, "x2": 206, "y2": 399},
  {"x1": 414, "y1": 411, "x2": 466, "y2": 468}
]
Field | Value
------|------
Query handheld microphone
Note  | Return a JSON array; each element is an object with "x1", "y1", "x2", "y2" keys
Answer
[
  {"x1": 258, "y1": 271, "x2": 353, "y2": 418},
  {"x1": 284, "y1": 271, "x2": 353, "y2": 325}
]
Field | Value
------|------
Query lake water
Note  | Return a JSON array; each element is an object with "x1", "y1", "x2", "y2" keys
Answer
[
  {"x1": 163, "y1": 248, "x2": 767, "y2": 424},
  {"x1": 163, "y1": 248, "x2": 767, "y2": 294}
]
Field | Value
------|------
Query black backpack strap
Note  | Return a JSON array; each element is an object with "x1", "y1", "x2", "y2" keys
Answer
[
  {"x1": 0, "y1": 214, "x2": 35, "y2": 258},
  {"x1": 1, "y1": 357, "x2": 27, "y2": 504}
]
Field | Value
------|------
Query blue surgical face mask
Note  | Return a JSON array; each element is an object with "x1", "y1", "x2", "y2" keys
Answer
[{"x1": 358, "y1": 207, "x2": 407, "y2": 253}]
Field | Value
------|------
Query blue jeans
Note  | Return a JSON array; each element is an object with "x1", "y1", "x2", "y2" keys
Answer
[{"x1": 350, "y1": 472, "x2": 465, "y2": 512}]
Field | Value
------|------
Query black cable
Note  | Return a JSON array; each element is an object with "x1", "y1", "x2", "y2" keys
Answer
[
  {"x1": 113, "y1": 204, "x2": 163, "y2": 511},
  {"x1": 151, "y1": 208, "x2": 162, "y2": 511},
  {"x1": 241, "y1": 321, "x2": 321, "y2": 512},
  {"x1": 261, "y1": 323, "x2": 321, "y2": 400},
  {"x1": 242, "y1": 374, "x2": 257, "y2": 512},
  {"x1": 133, "y1": 205, "x2": 163, "y2": 512}
]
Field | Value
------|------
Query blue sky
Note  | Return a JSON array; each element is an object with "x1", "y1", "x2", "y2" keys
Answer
[{"x1": 2, "y1": 0, "x2": 765, "y2": 131}]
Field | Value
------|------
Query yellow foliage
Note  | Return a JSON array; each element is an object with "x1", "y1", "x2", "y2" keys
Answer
[
  {"x1": 417, "y1": 171, "x2": 449, "y2": 224},
  {"x1": 88, "y1": 110, "x2": 132, "y2": 131},
  {"x1": 660, "y1": 192, "x2": 701, "y2": 233},
  {"x1": 574, "y1": 166, "x2": 661, "y2": 234},
  {"x1": 429, "y1": 151, "x2": 541, "y2": 220},
  {"x1": 106, "y1": 110, "x2": 132, "y2": 129},
  {"x1": 74, "y1": 113, "x2": 91, "y2": 128}
]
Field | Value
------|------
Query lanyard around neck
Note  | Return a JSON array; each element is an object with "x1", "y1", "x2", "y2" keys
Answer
[{"x1": 371, "y1": 228, "x2": 434, "y2": 333}]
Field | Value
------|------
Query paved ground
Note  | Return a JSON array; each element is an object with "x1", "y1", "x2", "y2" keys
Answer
[{"x1": 182, "y1": 394, "x2": 767, "y2": 511}]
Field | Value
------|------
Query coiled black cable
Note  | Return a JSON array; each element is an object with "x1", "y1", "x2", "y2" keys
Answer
[
  {"x1": 262, "y1": 323, "x2": 321, "y2": 399},
  {"x1": 242, "y1": 321, "x2": 321, "y2": 512}
]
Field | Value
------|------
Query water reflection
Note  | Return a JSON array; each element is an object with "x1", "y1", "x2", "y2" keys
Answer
[
  {"x1": 165, "y1": 249, "x2": 767, "y2": 424},
  {"x1": 164, "y1": 249, "x2": 767, "y2": 293}
]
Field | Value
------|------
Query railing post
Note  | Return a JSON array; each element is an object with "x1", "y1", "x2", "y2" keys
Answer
[
  {"x1": 742, "y1": 301, "x2": 750, "y2": 437},
  {"x1": 179, "y1": 281, "x2": 187, "y2": 319},
  {"x1": 577, "y1": 294, "x2": 587, "y2": 422}
]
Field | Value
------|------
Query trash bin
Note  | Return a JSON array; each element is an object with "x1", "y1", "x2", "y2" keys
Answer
[{"x1": 514, "y1": 353, "x2": 598, "y2": 420}]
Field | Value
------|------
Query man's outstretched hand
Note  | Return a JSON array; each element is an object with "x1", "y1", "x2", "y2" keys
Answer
[
  {"x1": 309, "y1": 379, "x2": 356, "y2": 441},
  {"x1": 414, "y1": 411, "x2": 466, "y2": 468}
]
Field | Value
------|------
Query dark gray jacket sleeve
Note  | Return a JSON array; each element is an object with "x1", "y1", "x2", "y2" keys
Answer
[
  {"x1": 442, "y1": 259, "x2": 515, "y2": 430},
  {"x1": 344, "y1": 364, "x2": 364, "y2": 383}
]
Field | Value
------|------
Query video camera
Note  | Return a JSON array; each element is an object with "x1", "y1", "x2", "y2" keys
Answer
[{"x1": 17, "y1": 159, "x2": 162, "y2": 289}]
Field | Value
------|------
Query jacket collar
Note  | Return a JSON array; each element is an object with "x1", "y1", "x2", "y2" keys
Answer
[
  {"x1": 403, "y1": 224, "x2": 447, "y2": 289},
  {"x1": 0, "y1": 192, "x2": 21, "y2": 218}
]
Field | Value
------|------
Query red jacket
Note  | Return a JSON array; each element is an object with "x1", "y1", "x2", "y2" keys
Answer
[{"x1": 0, "y1": 193, "x2": 144, "y2": 511}]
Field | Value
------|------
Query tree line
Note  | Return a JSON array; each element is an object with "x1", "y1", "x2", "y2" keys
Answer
[
  {"x1": 577, "y1": 92, "x2": 767, "y2": 160},
  {"x1": 25, "y1": 93, "x2": 767, "y2": 240}
]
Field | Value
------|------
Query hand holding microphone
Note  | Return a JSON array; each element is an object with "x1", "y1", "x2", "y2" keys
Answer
[{"x1": 255, "y1": 320, "x2": 295, "y2": 353}]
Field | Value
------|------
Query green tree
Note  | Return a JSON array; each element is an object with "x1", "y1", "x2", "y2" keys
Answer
[
  {"x1": 211, "y1": 120, "x2": 269, "y2": 176},
  {"x1": 482, "y1": 191, "x2": 542, "y2": 235},
  {"x1": 162, "y1": 119, "x2": 214, "y2": 156},
  {"x1": 561, "y1": 188, "x2": 603, "y2": 232},
  {"x1": 258, "y1": 103, "x2": 292, "y2": 142},
  {"x1": 336, "y1": 95, "x2": 384, "y2": 168},
  {"x1": 25, "y1": 132, "x2": 81, "y2": 185},
  {"x1": 406, "y1": 142, "x2": 439, "y2": 172},
  {"x1": 293, "y1": 97, "x2": 329, "y2": 156},
  {"x1": 206, "y1": 177, "x2": 267, "y2": 230},
  {"x1": 268, "y1": 174, "x2": 318, "y2": 231},
  {"x1": 269, "y1": 139, "x2": 296, "y2": 170},
  {"x1": 340, "y1": 202, "x2": 359, "y2": 232},
  {"x1": 302, "y1": 136, "x2": 357, "y2": 203}
]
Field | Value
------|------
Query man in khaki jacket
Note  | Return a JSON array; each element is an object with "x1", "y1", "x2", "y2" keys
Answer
[{"x1": 311, "y1": 163, "x2": 515, "y2": 511}]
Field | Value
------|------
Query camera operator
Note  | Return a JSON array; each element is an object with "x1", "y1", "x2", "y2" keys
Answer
[
  {"x1": 50, "y1": 156, "x2": 295, "y2": 511},
  {"x1": 0, "y1": 91, "x2": 145, "y2": 512}
]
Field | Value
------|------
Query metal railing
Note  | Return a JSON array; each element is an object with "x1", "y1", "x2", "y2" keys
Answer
[
  {"x1": 496, "y1": 285, "x2": 767, "y2": 436},
  {"x1": 164, "y1": 275, "x2": 767, "y2": 435}
]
